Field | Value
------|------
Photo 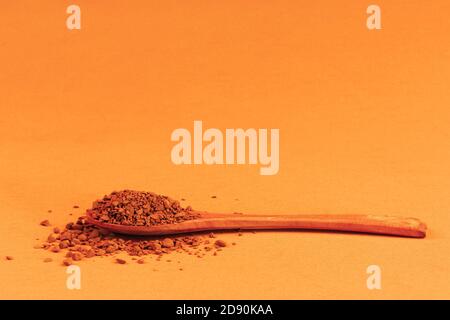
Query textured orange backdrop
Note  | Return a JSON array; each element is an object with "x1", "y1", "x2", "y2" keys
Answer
[{"x1": 1, "y1": 0, "x2": 449, "y2": 299}]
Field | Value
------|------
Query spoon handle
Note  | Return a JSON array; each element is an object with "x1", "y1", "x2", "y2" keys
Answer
[{"x1": 181, "y1": 212, "x2": 427, "y2": 238}]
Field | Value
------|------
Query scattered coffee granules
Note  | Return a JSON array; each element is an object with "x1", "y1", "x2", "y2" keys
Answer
[
  {"x1": 88, "y1": 190, "x2": 200, "y2": 227},
  {"x1": 38, "y1": 190, "x2": 236, "y2": 266},
  {"x1": 5, "y1": 256, "x2": 14, "y2": 261},
  {"x1": 38, "y1": 219, "x2": 227, "y2": 265}
]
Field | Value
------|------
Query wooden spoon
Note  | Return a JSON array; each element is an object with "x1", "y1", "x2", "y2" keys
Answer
[{"x1": 86, "y1": 211, "x2": 427, "y2": 238}]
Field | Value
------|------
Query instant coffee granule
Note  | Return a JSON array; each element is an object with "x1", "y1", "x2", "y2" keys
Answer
[
  {"x1": 215, "y1": 240, "x2": 227, "y2": 247},
  {"x1": 39, "y1": 190, "x2": 233, "y2": 265},
  {"x1": 88, "y1": 190, "x2": 200, "y2": 226},
  {"x1": 40, "y1": 220, "x2": 51, "y2": 227}
]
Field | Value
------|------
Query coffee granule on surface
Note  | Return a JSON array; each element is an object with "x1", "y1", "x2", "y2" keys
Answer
[
  {"x1": 5, "y1": 256, "x2": 14, "y2": 261},
  {"x1": 40, "y1": 220, "x2": 51, "y2": 227},
  {"x1": 215, "y1": 240, "x2": 227, "y2": 247},
  {"x1": 50, "y1": 246, "x2": 60, "y2": 253},
  {"x1": 162, "y1": 238, "x2": 174, "y2": 248},
  {"x1": 88, "y1": 190, "x2": 200, "y2": 226}
]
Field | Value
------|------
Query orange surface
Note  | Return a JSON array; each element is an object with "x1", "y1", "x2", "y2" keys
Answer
[{"x1": 1, "y1": 0, "x2": 450, "y2": 299}]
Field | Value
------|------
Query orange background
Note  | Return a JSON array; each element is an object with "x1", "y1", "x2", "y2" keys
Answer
[{"x1": 1, "y1": 0, "x2": 449, "y2": 299}]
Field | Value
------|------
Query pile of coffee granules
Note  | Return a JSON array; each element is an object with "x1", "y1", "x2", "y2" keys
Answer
[
  {"x1": 38, "y1": 190, "x2": 231, "y2": 266},
  {"x1": 88, "y1": 190, "x2": 200, "y2": 226}
]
